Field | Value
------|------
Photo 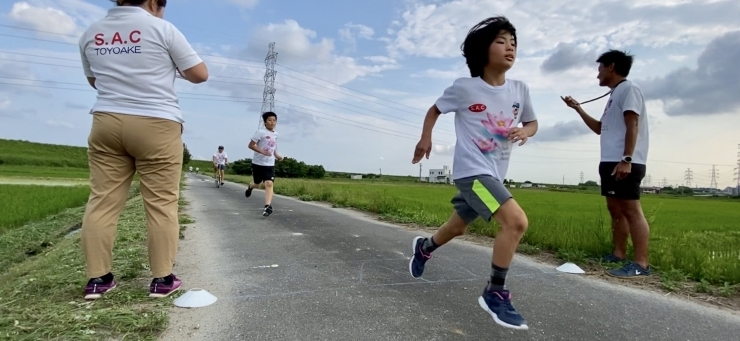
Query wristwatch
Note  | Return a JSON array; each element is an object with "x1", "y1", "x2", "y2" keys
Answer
[{"x1": 621, "y1": 155, "x2": 632, "y2": 163}]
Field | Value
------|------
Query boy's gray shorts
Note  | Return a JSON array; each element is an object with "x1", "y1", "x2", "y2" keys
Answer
[{"x1": 451, "y1": 175, "x2": 513, "y2": 224}]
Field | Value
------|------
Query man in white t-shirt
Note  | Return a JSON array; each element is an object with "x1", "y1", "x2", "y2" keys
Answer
[
  {"x1": 408, "y1": 17, "x2": 537, "y2": 330},
  {"x1": 212, "y1": 145, "x2": 228, "y2": 186},
  {"x1": 561, "y1": 49, "x2": 651, "y2": 279},
  {"x1": 244, "y1": 111, "x2": 284, "y2": 217}
]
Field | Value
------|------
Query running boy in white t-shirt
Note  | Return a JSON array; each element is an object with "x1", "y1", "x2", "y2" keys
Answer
[
  {"x1": 409, "y1": 16, "x2": 538, "y2": 330},
  {"x1": 245, "y1": 111, "x2": 283, "y2": 216},
  {"x1": 212, "y1": 145, "x2": 228, "y2": 185}
]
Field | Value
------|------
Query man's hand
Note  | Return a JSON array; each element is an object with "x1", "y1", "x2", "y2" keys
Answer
[
  {"x1": 507, "y1": 128, "x2": 529, "y2": 146},
  {"x1": 560, "y1": 96, "x2": 581, "y2": 110},
  {"x1": 611, "y1": 162, "x2": 632, "y2": 181},
  {"x1": 412, "y1": 137, "x2": 432, "y2": 164}
]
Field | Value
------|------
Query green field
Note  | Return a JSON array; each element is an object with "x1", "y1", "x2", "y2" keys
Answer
[
  {"x1": 1, "y1": 137, "x2": 738, "y2": 311},
  {"x1": 0, "y1": 139, "x2": 88, "y2": 168},
  {"x1": 224, "y1": 176, "x2": 740, "y2": 287},
  {"x1": 0, "y1": 138, "x2": 177, "y2": 339},
  {"x1": 0, "y1": 184, "x2": 91, "y2": 235}
]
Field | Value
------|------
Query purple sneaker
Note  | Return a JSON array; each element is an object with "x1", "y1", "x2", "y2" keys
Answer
[
  {"x1": 84, "y1": 276, "x2": 117, "y2": 300},
  {"x1": 149, "y1": 274, "x2": 182, "y2": 298}
]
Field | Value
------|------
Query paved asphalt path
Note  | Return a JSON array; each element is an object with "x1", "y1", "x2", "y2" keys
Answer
[{"x1": 163, "y1": 173, "x2": 740, "y2": 341}]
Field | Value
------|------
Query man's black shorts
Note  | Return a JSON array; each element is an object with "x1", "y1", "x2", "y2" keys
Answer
[
  {"x1": 252, "y1": 164, "x2": 275, "y2": 184},
  {"x1": 599, "y1": 162, "x2": 646, "y2": 200}
]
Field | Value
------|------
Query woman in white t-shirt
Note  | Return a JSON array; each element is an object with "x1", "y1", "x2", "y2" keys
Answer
[{"x1": 78, "y1": 0, "x2": 208, "y2": 300}]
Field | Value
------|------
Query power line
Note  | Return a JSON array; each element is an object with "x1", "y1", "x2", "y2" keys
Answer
[
  {"x1": 709, "y1": 165, "x2": 719, "y2": 191},
  {"x1": 0, "y1": 25, "x2": 425, "y2": 114},
  {"x1": 0, "y1": 52, "x2": 458, "y2": 135},
  {"x1": 580, "y1": 171, "x2": 584, "y2": 184}
]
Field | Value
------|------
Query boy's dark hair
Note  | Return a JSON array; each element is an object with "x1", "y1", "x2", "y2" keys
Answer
[
  {"x1": 596, "y1": 49, "x2": 634, "y2": 77},
  {"x1": 262, "y1": 111, "x2": 277, "y2": 122},
  {"x1": 460, "y1": 16, "x2": 517, "y2": 78},
  {"x1": 113, "y1": 0, "x2": 166, "y2": 7}
]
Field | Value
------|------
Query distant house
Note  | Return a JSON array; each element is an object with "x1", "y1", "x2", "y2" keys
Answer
[
  {"x1": 641, "y1": 186, "x2": 661, "y2": 194},
  {"x1": 428, "y1": 165, "x2": 452, "y2": 184},
  {"x1": 350, "y1": 174, "x2": 363, "y2": 180}
]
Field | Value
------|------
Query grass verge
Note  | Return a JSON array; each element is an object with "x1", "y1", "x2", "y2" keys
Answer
[{"x1": 0, "y1": 182, "x2": 180, "y2": 340}]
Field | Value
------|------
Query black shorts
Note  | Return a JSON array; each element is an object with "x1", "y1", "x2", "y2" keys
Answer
[
  {"x1": 252, "y1": 164, "x2": 275, "y2": 184},
  {"x1": 599, "y1": 162, "x2": 646, "y2": 200}
]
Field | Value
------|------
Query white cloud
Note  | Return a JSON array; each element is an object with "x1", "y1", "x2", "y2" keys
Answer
[
  {"x1": 9, "y1": 2, "x2": 79, "y2": 36},
  {"x1": 6, "y1": 0, "x2": 107, "y2": 41},
  {"x1": 339, "y1": 23, "x2": 375, "y2": 45},
  {"x1": 386, "y1": 0, "x2": 740, "y2": 59},
  {"x1": 45, "y1": 119, "x2": 73, "y2": 129},
  {"x1": 226, "y1": 0, "x2": 259, "y2": 8}
]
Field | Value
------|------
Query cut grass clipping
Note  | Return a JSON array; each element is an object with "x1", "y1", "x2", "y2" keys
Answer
[{"x1": 0, "y1": 189, "x2": 175, "y2": 340}]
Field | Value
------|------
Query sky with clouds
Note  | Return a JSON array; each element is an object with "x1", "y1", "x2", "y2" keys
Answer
[{"x1": 0, "y1": 0, "x2": 739, "y2": 189}]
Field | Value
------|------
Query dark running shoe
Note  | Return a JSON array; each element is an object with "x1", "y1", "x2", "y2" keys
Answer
[
  {"x1": 607, "y1": 261, "x2": 651, "y2": 279},
  {"x1": 263, "y1": 205, "x2": 273, "y2": 217},
  {"x1": 84, "y1": 275, "x2": 117, "y2": 300},
  {"x1": 478, "y1": 289, "x2": 529, "y2": 330},
  {"x1": 409, "y1": 236, "x2": 432, "y2": 278},
  {"x1": 149, "y1": 274, "x2": 182, "y2": 298},
  {"x1": 245, "y1": 185, "x2": 253, "y2": 198}
]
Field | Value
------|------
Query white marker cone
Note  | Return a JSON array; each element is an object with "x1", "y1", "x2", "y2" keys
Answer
[
  {"x1": 556, "y1": 262, "x2": 585, "y2": 274},
  {"x1": 173, "y1": 288, "x2": 218, "y2": 308}
]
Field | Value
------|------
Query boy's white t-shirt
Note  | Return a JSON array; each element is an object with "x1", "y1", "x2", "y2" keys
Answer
[
  {"x1": 251, "y1": 129, "x2": 278, "y2": 166},
  {"x1": 78, "y1": 6, "x2": 203, "y2": 123},
  {"x1": 599, "y1": 80, "x2": 649, "y2": 164},
  {"x1": 435, "y1": 77, "x2": 537, "y2": 181},
  {"x1": 213, "y1": 152, "x2": 227, "y2": 165}
]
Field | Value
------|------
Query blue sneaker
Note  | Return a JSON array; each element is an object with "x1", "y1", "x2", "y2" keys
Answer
[
  {"x1": 607, "y1": 261, "x2": 651, "y2": 278},
  {"x1": 408, "y1": 236, "x2": 431, "y2": 278},
  {"x1": 478, "y1": 289, "x2": 529, "y2": 330}
]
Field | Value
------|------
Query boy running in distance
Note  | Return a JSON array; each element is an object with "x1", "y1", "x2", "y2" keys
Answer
[
  {"x1": 213, "y1": 145, "x2": 228, "y2": 185},
  {"x1": 245, "y1": 112, "x2": 283, "y2": 216},
  {"x1": 409, "y1": 16, "x2": 538, "y2": 330}
]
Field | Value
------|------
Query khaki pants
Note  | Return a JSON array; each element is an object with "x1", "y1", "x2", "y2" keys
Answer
[{"x1": 81, "y1": 112, "x2": 183, "y2": 279}]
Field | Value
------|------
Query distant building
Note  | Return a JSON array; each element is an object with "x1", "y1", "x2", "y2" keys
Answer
[
  {"x1": 350, "y1": 174, "x2": 363, "y2": 180},
  {"x1": 428, "y1": 165, "x2": 452, "y2": 184},
  {"x1": 641, "y1": 186, "x2": 661, "y2": 194}
]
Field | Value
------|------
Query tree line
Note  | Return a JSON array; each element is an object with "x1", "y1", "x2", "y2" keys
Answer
[{"x1": 231, "y1": 157, "x2": 326, "y2": 179}]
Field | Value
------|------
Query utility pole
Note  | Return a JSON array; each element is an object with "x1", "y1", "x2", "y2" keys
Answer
[
  {"x1": 419, "y1": 163, "x2": 423, "y2": 182},
  {"x1": 734, "y1": 143, "x2": 740, "y2": 196},
  {"x1": 580, "y1": 171, "x2": 584, "y2": 184},
  {"x1": 562, "y1": 175, "x2": 565, "y2": 186},
  {"x1": 661, "y1": 177, "x2": 668, "y2": 188},
  {"x1": 684, "y1": 168, "x2": 693, "y2": 187},
  {"x1": 646, "y1": 174, "x2": 652, "y2": 187},
  {"x1": 259, "y1": 42, "x2": 278, "y2": 130},
  {"x1": 710, "y1": 165, "x2": 719, "y2": 192}
]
